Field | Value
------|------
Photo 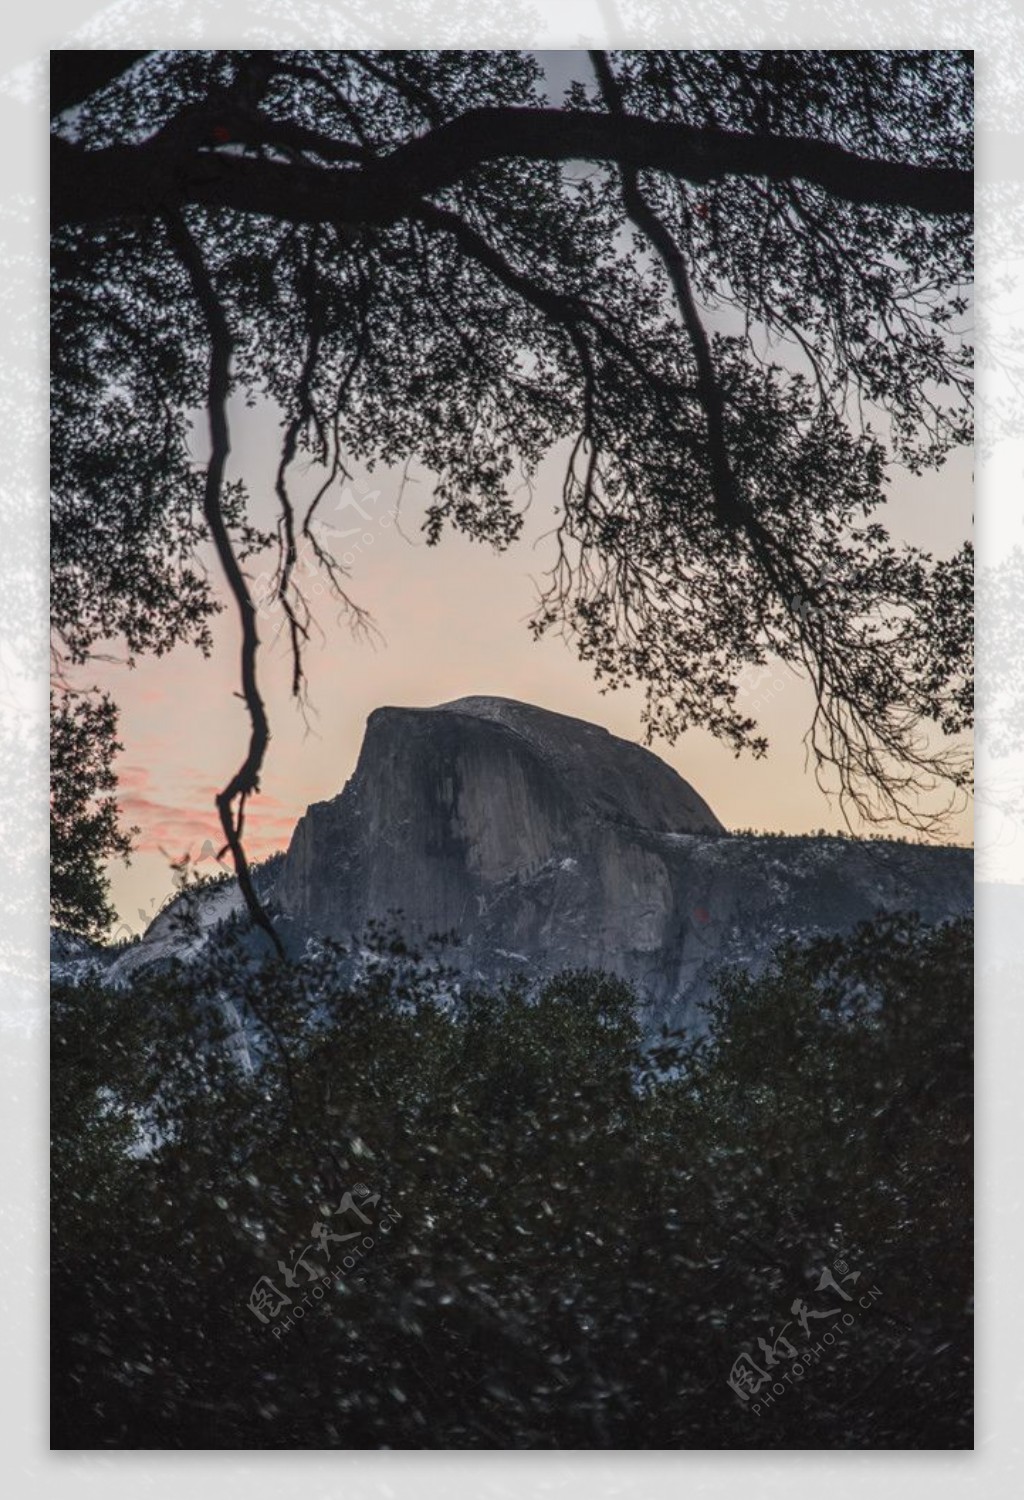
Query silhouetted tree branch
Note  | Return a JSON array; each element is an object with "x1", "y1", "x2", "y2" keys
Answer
[
  {"x1": 51, "y1": 101, "x2": 972, "y2": 231},
  {"x1": 50, "y1": 49, "x2": 973, "y2": 904},
  {"x1": 161, "y1": 211, "x2": 283, "y2": 956}
]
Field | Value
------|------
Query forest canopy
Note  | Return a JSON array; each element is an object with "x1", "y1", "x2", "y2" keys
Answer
[{"x1": 51, "y1": 913, "x2": 973, "y2": 1447}]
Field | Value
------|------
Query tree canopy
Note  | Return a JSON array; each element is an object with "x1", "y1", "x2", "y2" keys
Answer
[
  {"x1": 51, "y1": 913, "x2": 972, "y2": 1446},
  {"x1": 49, "y1": 688, "x2": 136, "y2": 938},
  {"x1": 50, "y1": 49, "x2": 973, "y2": 934}
]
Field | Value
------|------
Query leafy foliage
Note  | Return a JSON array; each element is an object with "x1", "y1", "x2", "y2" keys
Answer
[
  {"x1": 50, "y1": 49, "x2": 973, "y2": 852},
  {"x1": 50, "y1": 690, "x2": 135, "y2": 938},
  {"x1": 52, "y1": 914, "x2": 971, "y2": 1447}
]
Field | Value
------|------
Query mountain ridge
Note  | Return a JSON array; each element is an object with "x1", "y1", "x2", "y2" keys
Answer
[{"x1": 60, "y1": 697, "x2": 972, "y2": 1028}]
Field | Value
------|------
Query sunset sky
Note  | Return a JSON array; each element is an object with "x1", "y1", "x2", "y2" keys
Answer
[
  {"x1": 58, "y1": 49, "x2": 974, "y2": 936},
  {"x1": 90, "y1": 384, "x2": 973, "y2": 934}
]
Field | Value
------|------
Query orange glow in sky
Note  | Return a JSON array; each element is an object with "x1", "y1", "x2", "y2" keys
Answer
[{"x1": 89, "y1": 395, "x2": 972, "y2": 933}]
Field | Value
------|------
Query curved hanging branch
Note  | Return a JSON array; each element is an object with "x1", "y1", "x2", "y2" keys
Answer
[
  {"x1": 591, "y1": 51, "x2": 818, "y2": 605},
  {"x1": 581, "y1": 52, "x2": 970, "y2": 832},
  {"x1": 162, "y1": 211, "x2": 284, "y2": 959},
  {"x1": 590, "y1": 52, "x2": 746, "y2": 533},
  {"x1": 53, "y1": 54, "x2": 971, "y2": 842}
]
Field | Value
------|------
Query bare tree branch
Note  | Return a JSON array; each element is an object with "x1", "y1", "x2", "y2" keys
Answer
[{"x1": 161, "y1": 210, "x2": 284, "y2": 959}]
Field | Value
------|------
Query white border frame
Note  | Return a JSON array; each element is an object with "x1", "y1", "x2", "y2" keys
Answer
[{"x1": 7, "y1": 6, "x2": 1015, "y2": 1494}]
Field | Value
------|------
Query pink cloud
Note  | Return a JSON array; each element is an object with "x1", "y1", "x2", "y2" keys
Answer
[
  {"x1": 121, "y1": 792, "x2": 297, "y2": 857},
  {"x1": 117, "y1": 758, "x2": 303, "y2": 861},
  {"x1": 117, "y1": 764, "x2": 154, "y2": 793}
]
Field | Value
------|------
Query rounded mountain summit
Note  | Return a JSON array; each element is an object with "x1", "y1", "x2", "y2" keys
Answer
[{"x1": 276, "y1": 696, "x2": 969, "y2": 1025}]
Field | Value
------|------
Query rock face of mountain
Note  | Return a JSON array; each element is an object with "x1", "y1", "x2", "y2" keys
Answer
[
  {"x1": 79, "y1": 696, "x2": 971, "y2": 1024},
  {"x1": 277, "y1": 697, "x2": 721, "y2": 957},
  {"x1": 273, "y1": 696, "x2": 972, "y2": 1028}
]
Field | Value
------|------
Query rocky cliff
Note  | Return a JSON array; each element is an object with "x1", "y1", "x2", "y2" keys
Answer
[
  {"x1": 78, "y1": 696, "x2": 971, "y2": 1024},
  {"x1": 270, "y1": 696, "x2": 971, "y2": 1029}
]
